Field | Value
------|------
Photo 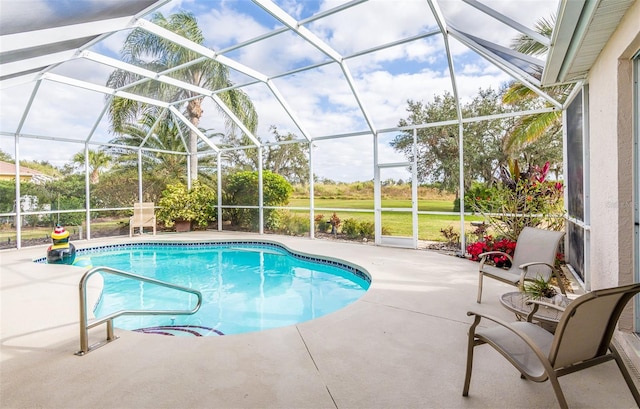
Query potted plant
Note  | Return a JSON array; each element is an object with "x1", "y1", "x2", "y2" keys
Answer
[
  {"x1": 157, "y1": 181, "x2": 216, "y2": 232},
  {"x1": 522, "y1": 275, "x2": 557, "y2": 300}
]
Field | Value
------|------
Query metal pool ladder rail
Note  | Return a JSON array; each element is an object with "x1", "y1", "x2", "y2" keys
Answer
[{"x1": 76, "y1": 266, "x2": 203, "y2": 356}]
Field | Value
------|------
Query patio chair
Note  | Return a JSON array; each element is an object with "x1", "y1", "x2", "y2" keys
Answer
[
  {"x1": 476, "y1": 227, "x2": 565, "y2": 303},
  {"x1": 463, "y1": 283, "x2": 640, "y2": 409},
  {"x1": 129, "y1": 202, "x2": 156, "y2": 237}
]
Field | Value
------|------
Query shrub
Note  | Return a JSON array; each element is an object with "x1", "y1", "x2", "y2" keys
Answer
[
  {"x1": 223, "y1": 170, "x2": 293, "y2": 230},
  {"x1": 341, "y1": 218, "x2": 375, "y2": 239},
  {"x1": 454, "y1": 182, "x2": 496, "y2": 213},
  {"x1": 271, "y1": 210, "x2": 309, "y2": 235},
  {"x1": 314, "y1": 214, "x2": 330, "y2": 233},
  {"x1": 466, "y1": 235, "x2": 516, "y2": 268},
  {"x1": 359, "y1": 221, "x2": 375, "y2": 238},
  {"x1": 341, "y1": 218, "x2": 359, "y2": 238},
  {"x1": 440, "y1": 226, "x2": 460, "y2": 246},
  {"x1": 473, "y1": 161, "x2": 564, "y2": 241},
  {"x1": 329, "y1": 212, "x2": 341, "y2": 234},
  {"x1": 157, "y1": 180, "x2": 216, "y2": 228}
]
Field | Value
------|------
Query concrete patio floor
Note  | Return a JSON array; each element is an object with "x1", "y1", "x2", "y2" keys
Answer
[{"x1": 1, "y1": 231, "x2": 638, "y2": 408}]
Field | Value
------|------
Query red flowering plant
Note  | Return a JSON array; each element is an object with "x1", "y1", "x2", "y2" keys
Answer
[
  {"x1": 466, "y1": 235, "x2": 517, "y2": 268},
  {"x1": 472, "y1": 160, "x2": 565, "y2": 241}
]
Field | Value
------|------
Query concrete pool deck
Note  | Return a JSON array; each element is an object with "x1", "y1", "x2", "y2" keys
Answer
[{"x1": 1, "y1": 231, "x2": 638, "y2": 408}]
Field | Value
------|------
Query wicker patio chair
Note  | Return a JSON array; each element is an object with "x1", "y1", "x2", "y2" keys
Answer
[
  {"x1": 476, "y1": 226, "x2": 565, "y2": 303},
  {"x1": 463, "y1": 283, "x2": 640, "y2": 409}
]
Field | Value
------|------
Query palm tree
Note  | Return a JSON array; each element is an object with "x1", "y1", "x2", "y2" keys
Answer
[
  {"x1": 106, "y1": 11, "x2": 258, "y2": 182},
  {"x1": 72, "y1": 149, "x2": 111, "y2": 184},
  {"x1": 108, "y1": 112, "x2": 217, "y2": 187},
  {"x1": 502, "y1": 15, "x2": 572, "y2": 154}
]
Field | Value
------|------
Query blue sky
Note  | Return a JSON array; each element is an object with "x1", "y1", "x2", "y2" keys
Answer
[{"x1": 0, "y1": 0, "x2": 558, "y2": 182}]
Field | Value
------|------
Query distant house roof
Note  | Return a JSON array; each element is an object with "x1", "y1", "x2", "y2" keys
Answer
[{"x1": 0, "y1": 160, "x2": 54, "y2": 183}]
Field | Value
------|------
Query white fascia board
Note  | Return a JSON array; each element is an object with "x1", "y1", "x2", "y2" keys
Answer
[
  {"x1": 42, "y1": 72, "x2": 170, "y2": 108},
  {"x1": 251, "y1": 0, "x2": 343, "y2": 62},
  {"x1": 169, "y1": 106, "x2": 220, "y2": 152},
  {"x1": 210, "y1": 94, "x2": 261, "y2": 146},
  {"x1": 542, "y1": 0, "x2": 586, "y2": 85},
  {"x1": 462, "y1": 0, "x2": 550, "y2": 46},
  {"x1": 1, "y1": 16, "x2": 135, "y2": 52},
  {"x1": 0, "y1": 50, "x2": 78, "y2": 78}
]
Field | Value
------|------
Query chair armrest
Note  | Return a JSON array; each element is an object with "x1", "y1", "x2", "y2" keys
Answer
[
  {"x1": 516, "y1": 262, "x2": 559, "y2": 291},
  {"x1": 518, "y1": 261, "x2": 555, "y2": 271},
  {"x1": 479, "y1": 251, "x2": 512, "y2": 259},
  {"x1": 525, "y1": 299, "x2": 566, "y2": 312},
  {"x1": 478, "y1": 251, "x2": 513, "y2": 270},
  {"x1": 467, "y1": 310, "x2": 516, "y2": 328},
  {"x1": 523, "y1": 299, "x2": 566, "y2": 323}
]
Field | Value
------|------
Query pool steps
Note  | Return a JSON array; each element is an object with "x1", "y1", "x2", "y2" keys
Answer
[{"x1": 133, "y1": 325, "x2": 224, "y2": 336}]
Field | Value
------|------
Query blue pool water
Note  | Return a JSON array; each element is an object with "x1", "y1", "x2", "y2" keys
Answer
[{"x1": 60, "y1": 242, "x2": 369, "y2": 336}]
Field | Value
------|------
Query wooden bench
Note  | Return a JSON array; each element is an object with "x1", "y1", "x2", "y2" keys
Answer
[{"x1": 129, "y1": 202, "x2": 156, "y2": 237}]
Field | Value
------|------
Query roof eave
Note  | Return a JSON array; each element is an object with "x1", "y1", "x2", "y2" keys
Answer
[
  {"x1": 542, "y1": 0, "x2": 588, "y2": 86},
  {"x1": 542, "y1": 0, "x2": 635, "y2": 87}
]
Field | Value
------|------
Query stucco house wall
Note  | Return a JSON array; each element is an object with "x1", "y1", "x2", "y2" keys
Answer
[
  {"x1": 587, "y1": 1, "x2": 639, "y2": 289},
  {"x1": 586, "y1": 1, "x2": 639, "y2": 334}
]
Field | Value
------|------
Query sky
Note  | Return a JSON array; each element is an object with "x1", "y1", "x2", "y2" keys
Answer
[{"x1": 0, "y1": 0, "x2": 559, "y2": 182}]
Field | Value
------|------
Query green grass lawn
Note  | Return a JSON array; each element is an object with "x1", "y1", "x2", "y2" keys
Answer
[
  {"x1": 0, "y1": 219, "x2": 128, "y2": 242},
  {"x1": 2, "y1": 198, "x2": 478, "y2": 244},
  {"x1": 287, "y1": 198, "x2": 482, "y2": 241},
  {"x1": 289, "y1": 198, "x2": 455, "y2": 212}
]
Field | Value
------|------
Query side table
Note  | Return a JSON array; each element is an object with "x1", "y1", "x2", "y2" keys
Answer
[{"x1": 500, "y1": 291, "x2": 572, "y2": 332}]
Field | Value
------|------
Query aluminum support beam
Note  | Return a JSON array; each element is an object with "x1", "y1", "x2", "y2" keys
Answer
[
  {"x1": 168, "y1": 106, "x2": 220, "y2": 152},
  {"x1": 428, "y1": 0, "x2": 466, "y2": 253},
  {"x1": 462, "y1": 0, "x2": 550, "y2": 46}
]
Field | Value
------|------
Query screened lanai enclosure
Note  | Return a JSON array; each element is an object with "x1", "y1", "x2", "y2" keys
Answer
[{"x1": 2, "y1": 0, "x2": 577, "y2": 251}]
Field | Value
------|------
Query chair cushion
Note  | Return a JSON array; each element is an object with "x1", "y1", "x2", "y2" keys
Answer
[{"x1": 476, "y1": 321, "x2": 554, "y2": 378}]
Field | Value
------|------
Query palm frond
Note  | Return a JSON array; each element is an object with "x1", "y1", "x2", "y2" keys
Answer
[
  {"x1": 502, "y1": 82, "x2": 538, "y2": 105},
  {"x1": 504, "y1": 111, "x2": 561, "y2": 153}
]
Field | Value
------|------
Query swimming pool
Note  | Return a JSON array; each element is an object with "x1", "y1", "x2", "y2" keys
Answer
[{"x1": 39, "y1": 241, "x2": 370, "y2": 336}]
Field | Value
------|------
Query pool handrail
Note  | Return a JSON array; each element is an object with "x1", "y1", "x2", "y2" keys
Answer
[{"x1": 76, "y1": 266, "x2": 203, "y2": 356}]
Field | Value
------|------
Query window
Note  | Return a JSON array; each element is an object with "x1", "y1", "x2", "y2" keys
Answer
[{"x1": 564, "y1": 87, "x2": 590, "y2": 285}]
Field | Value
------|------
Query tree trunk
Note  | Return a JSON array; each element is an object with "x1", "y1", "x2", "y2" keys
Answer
[{"x1": 188, "y1": 99, "x2": 204, "y2": 182}]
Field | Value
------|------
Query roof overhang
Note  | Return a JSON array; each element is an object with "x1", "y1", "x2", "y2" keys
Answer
[{"x1": 542, "y1": 0, "x2": 636, "y2": 86}]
